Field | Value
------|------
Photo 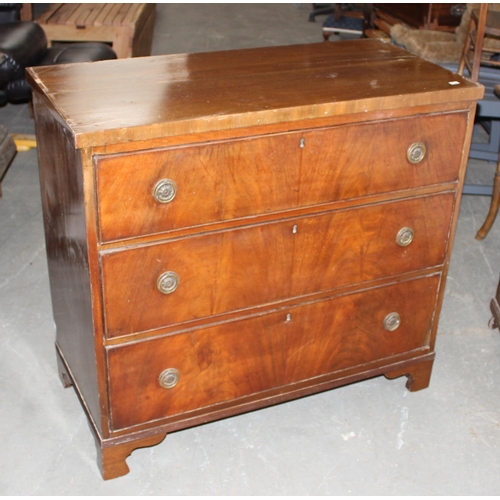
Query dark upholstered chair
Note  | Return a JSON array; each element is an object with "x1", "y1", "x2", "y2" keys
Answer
[{"x1": 0, "y1": 21, "x2": 116, "y2": 106}]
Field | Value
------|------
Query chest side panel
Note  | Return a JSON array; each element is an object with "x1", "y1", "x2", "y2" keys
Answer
[{"x1": 32, "y1": 94, "x2": 103, "y2": 432}]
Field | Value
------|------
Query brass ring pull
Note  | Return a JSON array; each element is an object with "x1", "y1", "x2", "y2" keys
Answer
[
  {"x1": 383, "y1": 312, "x2": 401, "y2": 332},
  {"x1": 158, "y1": 368, "x2": 180, "y2": 389},
  {"x1": 396, "y1": 227, "x2": 414, "y2": 247},
  {"x1": 153, "y1": 179, "x2": 177, "y2": 203},
  {"x1": 157, "y1": 271, "x2": 180, "y2": 294},
  {"x1": 407, "y1": 142, "x2": 426, "y2": 164}
]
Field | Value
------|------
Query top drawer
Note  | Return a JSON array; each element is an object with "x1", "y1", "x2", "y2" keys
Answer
[{"x1": 96, "y1": 112, "x2": 467, "y2": 242}]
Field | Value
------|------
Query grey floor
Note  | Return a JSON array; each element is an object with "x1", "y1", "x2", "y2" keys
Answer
[{"x1": 1, "y1": 4, "x2": 500, "y2": 495}]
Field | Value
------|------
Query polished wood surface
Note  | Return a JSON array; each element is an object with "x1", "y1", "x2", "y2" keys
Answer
[
  {"x1": 26, "y1": 40, "x2": 482, "y2": 148},
  {"x1": 96, "y1": 112, "x2": 466, "y2": 242},
  {"x1": 107, "y1": 275, "x2": 439, "y2": 430},
  {"x1": 29, "y1": 40, "x2": 483, "y2": 479},
  {"x1": 32, "y1": 93, "x2": 103, "y2": 433},
  {"x1": 96, "y1": 432, "x2": 167, "y2": 481},
  {"x1": 101, "y1": 193, "x2": 454, "y2": 338},
  {"x1": 385, "y1": 358, "x2": 435, "y2": 391}
]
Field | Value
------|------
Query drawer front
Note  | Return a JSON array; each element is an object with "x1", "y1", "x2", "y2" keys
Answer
[
  {"x1": 96, "y1": 112, "x2": 466, "y2": 242},
  {"x1": 100, "y1": 193, "x2": 454, "y2": 337},
  {"x1": 107, "y1": 275, "x2": 439, "y2": 430}
]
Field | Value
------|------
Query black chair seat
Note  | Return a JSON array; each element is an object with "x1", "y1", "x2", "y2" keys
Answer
[{"x1": 0, "y1": 21, "x2": 117, "y2": 105}]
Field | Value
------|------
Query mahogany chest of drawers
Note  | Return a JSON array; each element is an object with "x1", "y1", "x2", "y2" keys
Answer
[{"x1": 27, "y1": 40, "x2": 483, "y2": 480}]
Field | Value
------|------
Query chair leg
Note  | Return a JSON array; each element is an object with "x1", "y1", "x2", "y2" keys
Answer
[
  {"x1": 457, "y1": 4, "x2": 489, "y2": 81},
  {"x1": 458, "y1": 12, "x2": 474, "y2": 76},
  {"x1": 471, "y1": 4, "x2": 489, "y2": 82},
  {"x1": 476, "y1": 162, "x2": 500, "y2": 240}
]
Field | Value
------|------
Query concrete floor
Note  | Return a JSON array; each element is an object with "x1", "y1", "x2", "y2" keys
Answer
[{"x1": 1, "y1": 4, "x2": 500, "y2": 495}]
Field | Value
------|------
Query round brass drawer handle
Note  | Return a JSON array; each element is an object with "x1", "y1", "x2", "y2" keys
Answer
[
  {"x1": 157, "y1": 271, "x2": 180, "y2": 294},
  {"x1": 158, "y1": 368, "x2": 180, "y2": 389},
  {"x1": 383, "y1": 312, "x2": 401, "y2": 332},
  {"x1": 407, "y1": 142, "x2": 426, "y2": 164},
  {"x1": 396, "y1": 226, "x2": 414, "y2": 247},
  {"x1": 153, "y1": 178, "x2": 177, "y2": 204}
]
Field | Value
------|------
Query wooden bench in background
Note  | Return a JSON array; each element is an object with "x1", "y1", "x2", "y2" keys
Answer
[{"x1": 36, "y1": 4, "x2": 156, "y2": 59}]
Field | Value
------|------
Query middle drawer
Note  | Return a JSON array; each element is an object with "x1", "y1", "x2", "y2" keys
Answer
[{"x1": 100, "y1": 193, "x2": 454, "y2": 338}]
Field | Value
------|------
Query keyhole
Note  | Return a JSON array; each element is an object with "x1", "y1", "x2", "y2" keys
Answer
[
  {"x1": 300, "y1": 138, "x2": 305, "y2": 148},
  {"x1": 292, "y1": 224, "x2": 298, "y2": 234},
  {"x1": 286, "y1": 313, "x2": 291, "y2": 322}
]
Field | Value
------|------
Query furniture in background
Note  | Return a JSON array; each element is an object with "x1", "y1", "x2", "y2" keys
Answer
[
  {"x1": 309, "y1": 3, "x2": 334, "y2": 22},
  {"x1": 372, "y1": 3, "x2": 464, "y2": 35},
  {"x1": 388, "y1": 5, "x2": 500, "y2": 213},
  {"x1": 0, "y1": 3, "x2": 31, "y2": 22},
  {"x1": 489, "y1": 277, "x2": 500, "y2": 331},
  {"x1": 0, "y1": 21, "x2": 116, "y2": 106},
  {"x1": 321, "y1": 4, "x2": 365, "y2": 41},
  {"x1": 460, "y1": 67, "x2": 500, "y2": 194},
  {"x1": 459, "y1": 5, "x2": 500, "y2": 81},
  {"x1": 35, "y1": 4, "x2": 156, "y2": 59},
  {"x1": 458, "y1": 4, "x2": 500, "y2": 240},
  {"x1": 27, "y1": 40, "x2": 483, "y2": 480},
  {"x1": 388, "y1": 4, "x2": 479, "y2": 66},
  {"x1": 0, "y1": 9, "x2": 117, "y2": 196}
]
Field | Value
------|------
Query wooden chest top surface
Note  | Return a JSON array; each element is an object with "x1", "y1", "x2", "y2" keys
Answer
[{"x1": 26, "y1": 39, "x2": 483, "y2": 148}]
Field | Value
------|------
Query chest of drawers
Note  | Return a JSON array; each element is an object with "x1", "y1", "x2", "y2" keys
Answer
[{"x1": 27, "y1": 40, "x2": 483, "y2": 480}]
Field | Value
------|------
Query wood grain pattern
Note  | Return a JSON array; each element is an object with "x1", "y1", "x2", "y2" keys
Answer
[
  {"x1": 96, "y1": 112, "x2": 466, "y2": 242},
  {"x1": 107, "y1": 275, "x2": 439, "y2": 430},
  {"x1": 28, "y1": 40, "x2": 482, "y2": 479},
  {"x1": 90, "y1": 101, "x2": 475, "y2": 157},
  {"x1": 100, "y1": 193, "x2": 454, "y2": 337},
  {"x1": 25, "y1": 40, "x2": 483, "y2": 148},
  {"x1": 95, "y1": 432, "x2": 167, "y2": 480}
]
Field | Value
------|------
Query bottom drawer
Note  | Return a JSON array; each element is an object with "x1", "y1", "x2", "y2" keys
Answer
[{"x1": 107, "y1": 275, "x2": 440, "y2": 430}]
